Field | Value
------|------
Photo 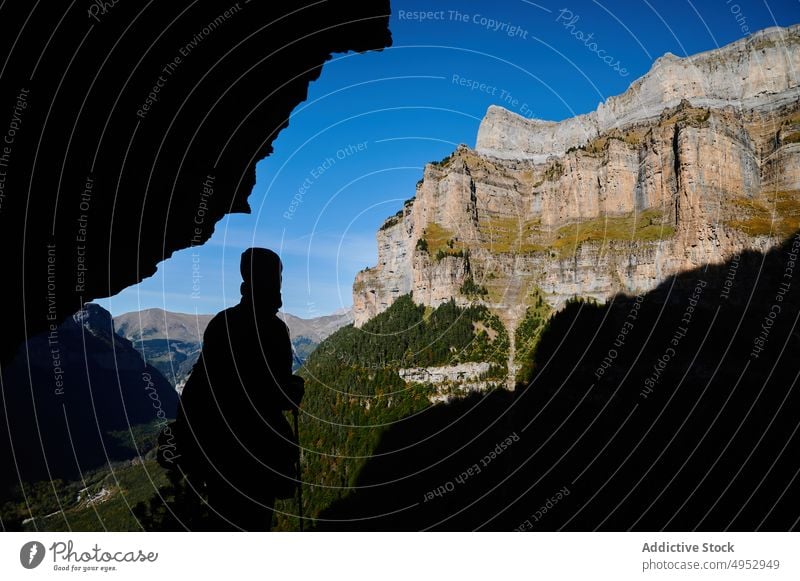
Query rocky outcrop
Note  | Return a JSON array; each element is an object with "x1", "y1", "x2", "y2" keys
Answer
[
  {"x1": 399, "y1": 362, "x2": 498, "y2": 403},
  {"x1": 353, "y1": 25, "x2": 800, "y2": 379},
  {"x1": 399, "y1": 362, "x2": 493, "y2": 384}
]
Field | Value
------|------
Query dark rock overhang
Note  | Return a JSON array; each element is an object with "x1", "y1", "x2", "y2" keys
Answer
[{"x1": 0, "y1": 0, "x2": 392, "y2": 365}]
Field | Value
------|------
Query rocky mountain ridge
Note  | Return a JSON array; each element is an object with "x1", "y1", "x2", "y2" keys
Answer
[
  {"x1": 476, "y1": 24, "x2": 800, "y2": 160},
  {"x1": 352, "y1": 25, "x2": 800, "y2": 384},
  {"x1": 114, "y1": 307, "x2": 354, "y2": 388}
]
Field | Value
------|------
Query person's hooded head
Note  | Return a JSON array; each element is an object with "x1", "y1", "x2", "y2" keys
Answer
[{"x1": 240, "y1": 247, "x2": 282, "y2": 312}]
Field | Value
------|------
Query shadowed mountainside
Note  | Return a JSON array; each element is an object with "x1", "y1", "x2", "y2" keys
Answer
[
  {"x1": 0, "y1": 0, "x2": 391, "y2": 367},
  {"x1": 0, "y1": 304, "x2": 177, "y2": 498},
  {"x1": 318, "y1": 231, "x2": 800, "y2": 530}
]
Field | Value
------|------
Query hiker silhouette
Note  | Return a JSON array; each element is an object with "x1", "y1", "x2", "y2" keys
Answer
[{"x1": 176, "y1": 248, "x2": 304, "y2": 531}]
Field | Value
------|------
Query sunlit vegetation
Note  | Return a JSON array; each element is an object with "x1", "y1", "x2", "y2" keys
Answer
[
  {"x1": 479, "y1": 216, "x2": 543, "y2": 253},
  {"x1": 2, "y1": 459, "x2": 169, "y2": 532},
  {"x1": 660, "y1": 104, "x2": 711, "y2": 128},
  {"x1": 418, "y1": 222, "x2": 466, "y2": 260},
  {"x1": 782, "y1": 131, "x2": 800, "y2": 145},
  {"x1": 271, "y1": 294, "x2": 508, "y2": 529},
  {"x1": 460, "y1": 277, "x2": 489, "y2": 297},
  {"x1": 551, "y1": 208, "x2": 675, "y2": 258},
  {"x1": 725, "y1": 190, "x2": 800, "y2": 237},
  {"x1": 543, "y1": 159, "x2": 564, "y2": 182},
  {"x1": 514, "y1": 287, "x2": 552, "y2": 385},
  {"x1": 567, "y1": 127, "x2": 648, "y2": 156},
  {"x1": 429, "y1": 152, "x2": 454, "y2": 167},
  {"x1": 379, "y1": 210, "x2": 404, "y2": 230},
  {"x1": 478, "y1": 209, "x2": 674, "y2": 259}
]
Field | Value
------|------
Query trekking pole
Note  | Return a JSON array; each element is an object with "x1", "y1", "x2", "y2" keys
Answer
[
  {"x1": 290, "y1": 351, "x2": 306, "y2": 531},
  {"x1": 292, "y1": 408, "x2": 304, "y2": 532}
]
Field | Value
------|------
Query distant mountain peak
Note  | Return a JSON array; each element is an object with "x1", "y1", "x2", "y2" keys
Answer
[{"x1": 112, "y1": 307, "x2": 355, "y2": 386}]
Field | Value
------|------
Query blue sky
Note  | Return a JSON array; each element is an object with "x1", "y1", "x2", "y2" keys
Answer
[{"x1": 99, "y1": 0, "x2": 799, "y2": 319}]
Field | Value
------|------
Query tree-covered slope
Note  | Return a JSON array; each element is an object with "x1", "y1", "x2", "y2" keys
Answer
[{"x1": 273, "y1": 295, "x2": 508, "y2": 529}]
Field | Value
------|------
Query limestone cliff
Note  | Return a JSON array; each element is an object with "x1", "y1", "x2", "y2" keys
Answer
[
  {"x1": 476, "y1": 24, "x2": 800, "y2": 159},
  {"x1": 353, "y1": 25, "x2": 800, "y2": 380}
]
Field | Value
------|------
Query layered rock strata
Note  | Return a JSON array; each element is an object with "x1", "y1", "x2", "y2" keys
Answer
[{"x1": 353, "y1": 26, "x2": 800, "y2": 380}]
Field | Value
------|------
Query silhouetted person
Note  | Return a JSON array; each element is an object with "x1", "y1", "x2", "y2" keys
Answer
[{"x1": 177, "y1": 248, "x2": 304, "y2": 531}]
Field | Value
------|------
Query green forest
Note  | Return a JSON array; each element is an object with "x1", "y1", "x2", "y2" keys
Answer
[{"x1": 272, "y1": 294, "x2": 509, "y2": 529}]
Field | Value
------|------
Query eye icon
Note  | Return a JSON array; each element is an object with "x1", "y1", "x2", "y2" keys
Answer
[{"x1": 20, "y1": 541, "x2": 45, "y2": 569}]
